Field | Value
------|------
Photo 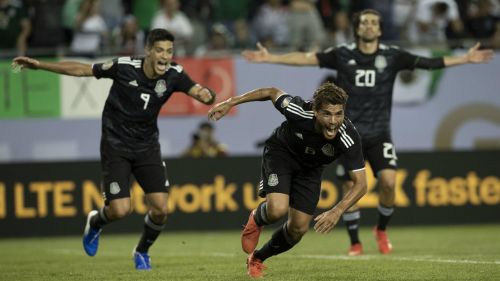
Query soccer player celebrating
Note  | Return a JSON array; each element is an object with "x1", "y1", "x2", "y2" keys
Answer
[
  {"x1": 12, "y1": 29, "x2": 216, "y2": 270},
  {"x1": 208, "y1": 82, "x2": 367, "y2": 278},
  {"x1": 242, "y1": 9, "x2": 495, "y2": 256}
]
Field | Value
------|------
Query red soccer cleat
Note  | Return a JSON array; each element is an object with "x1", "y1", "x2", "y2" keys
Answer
[
  {"x1": 373, "y1": 227, "x2": 393, "y2": 254},
  {"x1": 247, "y1": 252, "x2": 267, "y2": 278},
  {"x1": 241, "y1": 209, "x2": 263, "y2": 254},
  {"x1": 347, "y1": 243, "x2": 363, "y2": 256}
]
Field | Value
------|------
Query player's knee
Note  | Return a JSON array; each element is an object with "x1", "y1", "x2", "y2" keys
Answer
[
  {"x1": 287, "y1": 223, "x2": 308, "y2": 240},
  {"x1": 266, "y1": 203, "x2": 288, "y2": 222},
  {"x1": 380, "y1": 179, "x2": 395, "y2": 193},
  {"x1": 150, "y1": 205, "x2": 169, "y2": 219},
  {"x1": 107, "y1": 205, "x2": 131, "y2": 220}
]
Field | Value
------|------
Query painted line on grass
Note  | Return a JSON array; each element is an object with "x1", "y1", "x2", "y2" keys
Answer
[
  {"x1": 50, "y1": 248, "x2": 499, "y2": 265},
  {"x1": 294, "y1": 254, "x2": 500, "y2": 265}
]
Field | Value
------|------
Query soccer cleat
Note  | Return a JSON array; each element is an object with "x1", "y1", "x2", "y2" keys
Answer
[
  {"x1": 347, "y1": 243, "x2": 363, "y2": 256},
  {"x1": 373, "y1": 227, "x2": 393, "y2": 254},
  {"x1": 82, "y1": 210, "x2": 102, "y2": 257},
  {"x1": 133, "y1": 250, "x2": 152, "y2": 270},
  {"x1": 247, "y1": 252, "x2": 266, "y2": 278},
  {"x1": 241, "y1": 209, "x2": 263, "y2": 254}
]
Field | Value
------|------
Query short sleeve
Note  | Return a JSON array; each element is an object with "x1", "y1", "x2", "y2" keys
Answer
[
  {"x1": 316, "y1": 47, "x2": 339, "y2": 70},
  {"x1": 93, "y1": 58, "x2": 119, "y2": 79},
  {"x1": 339, "y1": 123, "x2": 365, "y2": 172},
  {"x1": 279, "y1": 96, "x2": 314, "y2": 121},
  {"x1": 174, "y1": 70, "x2": 196, "y2": 93}
]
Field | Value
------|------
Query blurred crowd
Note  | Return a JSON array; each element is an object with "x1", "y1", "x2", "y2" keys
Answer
[{"x1": 1, "y1": 0, "x2": 499, "y2": 58}]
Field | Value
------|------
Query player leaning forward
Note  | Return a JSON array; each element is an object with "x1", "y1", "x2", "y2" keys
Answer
[
  {"x1": 12, "y1": 29, "x2": 216, "y2": 270},
  {"x1": 208, "y1": 82, "x2": 367, "y2": 278}
]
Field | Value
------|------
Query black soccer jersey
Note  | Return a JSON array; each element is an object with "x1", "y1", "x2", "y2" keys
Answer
[
  {"x1": 93, "y1": 56, "x2": 195, "y2": 153},
  {"x1": 265, "y1": 94, "x2": 365, "y2": 171},
  {"x1": 316, "y1": 43, "x2": 424, "y2": 141}
]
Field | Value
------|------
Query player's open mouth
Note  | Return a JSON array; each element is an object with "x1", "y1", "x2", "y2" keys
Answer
[
  {"x1": 156, "y1": 61, "x2": 168, "y2": 72},
  {"x1": 324, "y1": 126, "x2": 337, "y2": 139}
]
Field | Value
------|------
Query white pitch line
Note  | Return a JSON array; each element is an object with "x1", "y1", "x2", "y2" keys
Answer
[
  {"x1": 292, "y1": 254, "x2": 500, "y2": 265},
  {"x1": 48, "y1": 249, "x2": 500, "y2": 265}
]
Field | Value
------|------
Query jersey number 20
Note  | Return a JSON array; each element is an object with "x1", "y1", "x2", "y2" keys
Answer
[{"x1": 355, "y1": 70, "x2": 375, "y2": 87}]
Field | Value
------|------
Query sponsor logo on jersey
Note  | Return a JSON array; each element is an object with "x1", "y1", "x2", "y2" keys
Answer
[
  {"x1": 129, "y1": 80, "x2": 138, "y2": 87},
  {"x1": 155, "y1": 79, "x2": 167, "y2": 97},
  {"x1": 295, "y1": 133, "x2": 303, "y2": 139},
  {"x1": 375, "y1": 55, "x2": 387, "y2": 72},
  {"x1": 305, "y1": 147, "x2": 316, "y2": 155},
  {"x1": 321, "y1": 144, "x2": 335, "y2": 157},
  {"x1": 110, "y1": 182, "x2": 120, "y2": 195},
  {"x1": 336, "y1": 164, "x2": 346, "y2": 177},
  {"x1": 268, "y1": 174, "x2": 279, "y2": 187},
  {"x1": 348, "y1": 59, "x2": 357, "y2": 65}
]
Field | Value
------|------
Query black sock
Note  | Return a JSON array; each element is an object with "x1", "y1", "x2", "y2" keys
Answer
[
  {"x1": 90, "y1": 208, "x2": 109, "y2": 229},
  {"x1": 253, "y1": 201, "x2": 270, "y2": 226},
  {"x1": 254, "y1": 223, "x2": 299, "y2": 261},
  {"x1": 377, "y1": 205, "x2": 394, "y2": 231},
  {"x1": 135, "y1": 214, "x2": 165, "y2": 253},
  {"x1": 343, "y1": 211, "x2": 361, "y2": 245}
]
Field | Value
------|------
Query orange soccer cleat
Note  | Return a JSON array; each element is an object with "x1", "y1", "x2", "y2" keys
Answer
[
  {"x1": 247, "y1": 252, "x2": 267, "y2": 278},
  {"x1": 241, "y1": 209, "x2": 263, "y2": 254},
  {"x1": 347, "y1": 243, "x2": 363, "y2": 256},
  {"x1": 373, "y1": 227, "x2": 393, "y2": 254}
]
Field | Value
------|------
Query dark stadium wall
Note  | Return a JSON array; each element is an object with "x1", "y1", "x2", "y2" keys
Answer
[{"x1": 0, "y1": 151, "x2": 499, "y2": 237}]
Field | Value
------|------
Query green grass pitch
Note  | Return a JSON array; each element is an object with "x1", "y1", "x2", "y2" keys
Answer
[{"x1": 1, "y1": 224, "x2": 499, "y2": 281}]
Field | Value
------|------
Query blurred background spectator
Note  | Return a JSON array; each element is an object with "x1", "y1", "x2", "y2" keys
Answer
[
  {"x1": 407, "y1": 0, "x2": 464, "y2": 47},
  {"x1": 0, "y1": 0, "x2": 31, "y2": 57},
  {"x1": 0, "y1": 0, "x2": 499, "y2": 58},
  {"x1": 252, "y1": 0, "x2": 290, "y2": 48},
  {"x1": 182, "y1": 122, "x2": 228, "y2": 158},
  {"x1": 69, "y1": 0, "x2": 108, "y2": 57},
  {"x1": 151, "y1": 0, "x2": 193, "y2": 56},
  {"x1": 112, "y1": 14, "x2": 144, "y2": 56},
  {"x1": 287, "y1": 0, "x2": 326, "y2": 51}
]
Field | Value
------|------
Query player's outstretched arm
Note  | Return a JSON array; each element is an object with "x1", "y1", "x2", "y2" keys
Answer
[
  {"x1": 314, "y1": 170, "x2": 367, "y2": 234},
  {"x1": 12, "y1": 56, "x2": 94, "y2": 77},
  {"x1": 188, "y1": 84, "x2": 216, "y2": 105},
  {"x1": 444, "y1": 42, "x2": 495, "y2": 67},
  {"x1": 208, "y1": 87, "x2": 284, "y2": 121},
  {"x1": 241, "y1": 42, "x2": 319, "y2": 66}
]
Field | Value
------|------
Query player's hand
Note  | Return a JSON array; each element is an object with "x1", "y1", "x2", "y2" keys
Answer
[
  {"x1": 12, "y1": 56, "x2": 40, "y2": 71},
  {"x1": 313, "y1": 207, "x2": 343, "y2": 234},
  {"x1": 208, "y1": 100, "x2": 232, "y2": 121},
  {"x1": 466, "y1": 42, "x2": 495, "y2": 64},
  {"x1": 241, "y1": 42, "x2": 270, "y2": 63}
]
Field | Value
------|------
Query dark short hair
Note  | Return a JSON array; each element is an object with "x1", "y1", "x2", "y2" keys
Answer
[
  {"x1": 312, "y1": 82, "x2": 348, "y2": 110},
  {"x1": 199, "y1": 122, "x2": 213, "y2": 130},
  {"x1": 352, "y1": 9, "x2": 383, "y2": 41},
  {"x1": 146, "y1": 28, "x2": 175, "y2": 48}
]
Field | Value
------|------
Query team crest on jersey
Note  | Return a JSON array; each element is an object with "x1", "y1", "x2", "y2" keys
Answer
[
  {"x1": 375, "y1": 55, "x2": 387, "y2": 72},
  {"x1": 155, "y1": 79, "x2": 167, "y2": 97},
  {"x1": 102, "y1": 60, "x2": 114, "y2": 70},
  {"x1": 321, "y1": 144, "x2": 335, "y2": 157},
  {"x1": 268, "y1": 174, "x2": 279, "y2": 187},
  {"x1": 110, "y1": 182, "x2": 120, "y2": 195}
]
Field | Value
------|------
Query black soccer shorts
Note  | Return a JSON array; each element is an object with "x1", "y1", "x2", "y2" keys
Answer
[
  {"x1": 259, "y1": 146, "x2": 323, "y2": 215},
  {"x1": 100, "y1": 143, "x2": 169, "y2": 205},
  {"x1": 336, "y1": 133, "x2": 397, "y2": 180}
]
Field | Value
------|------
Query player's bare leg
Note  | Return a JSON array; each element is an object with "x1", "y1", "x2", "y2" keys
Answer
[
  {"x1": 247, "y1": 207, "x2": 311, "y2": 278},
  {"x1": 242, "y1": 193, "x2": 288, "y2": 254},
  {"x1": 342, "y1": 180, "x2": 363, "y2": 256},
  {"x1": 133, "y1": 192, "x2": 169, "y2": 270},
  {"x1": 374, "y1": 169, "x2": 396, "y2": 254},
  {"x1": 83, "y1": 198, "x2": 131, "y2": 256}
]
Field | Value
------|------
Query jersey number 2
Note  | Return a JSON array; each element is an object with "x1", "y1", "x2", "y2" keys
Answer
[
  {"x1": 355, "y1": 70, "x2": 375, "y2": 87},
  {"x1": 140, "y1": 93, "x2": 150, "y2": 110}
]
